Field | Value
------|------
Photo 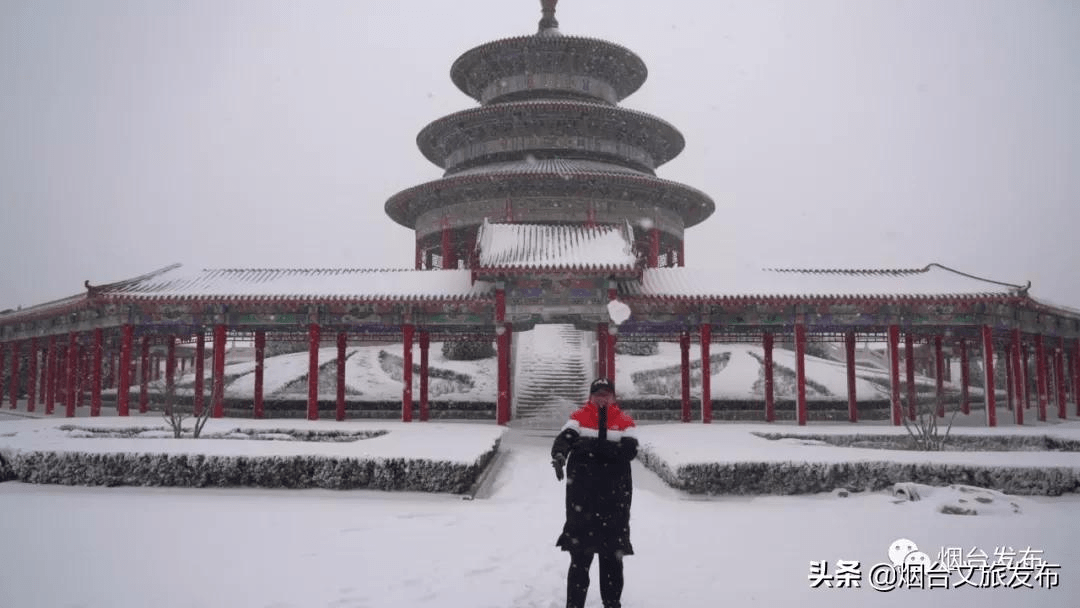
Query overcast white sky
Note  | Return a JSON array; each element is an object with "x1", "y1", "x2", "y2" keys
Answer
[{"x1": 1, "y1": 0, "x2": 1078, "y2": 312}]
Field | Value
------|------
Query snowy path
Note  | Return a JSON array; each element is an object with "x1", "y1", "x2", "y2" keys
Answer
[{"x1": 1, "y1": 428, "x2": 1078, "y2": 607}]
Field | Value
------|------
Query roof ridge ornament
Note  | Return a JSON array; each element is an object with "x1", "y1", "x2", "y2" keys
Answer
[{"x1": 538, "y1": 0, "x2": 559, "y2": 33}]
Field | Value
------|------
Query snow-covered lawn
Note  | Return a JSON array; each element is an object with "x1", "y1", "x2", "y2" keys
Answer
[
  {"x1": 1, "y1": 416, "x2": 1078, "y2": 607},
  {"x1": 132, "y1": 338, "x2": 959, "y2": 406},
  {"x1": 614, "y1": 343, "x2": 954, "y2": 401}
]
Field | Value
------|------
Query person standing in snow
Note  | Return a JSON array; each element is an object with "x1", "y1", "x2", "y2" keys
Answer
[{"x1": 551, "y1": 377, "x2": 638, "y2": 608}]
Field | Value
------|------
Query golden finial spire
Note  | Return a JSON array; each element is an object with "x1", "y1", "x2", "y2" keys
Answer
[{"x1": 539, "y1": 0, "x2": 559, "y2": 32}]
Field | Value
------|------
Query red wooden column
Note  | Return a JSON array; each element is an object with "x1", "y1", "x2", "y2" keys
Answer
[
  {"x1": 440, "y1": 220, "x2": 455, "y2": 269},
  {"x1": 700, "y1": 324, "x2": 712, "y2": 424},
  {"x1": 794, "y1": 323, "x2": 807, "y2": 426},
  {"x1": 904, "y1": 333, "x2": 916, "y2": 420},
  {"x1": 1055, "y1": 339, "x2": 1067, "y2": 419},
  {"x1": 418, "y1": 330, "x2": 430, "y2": 422},
  {"x1": 193, "y1": 332, "x2": 206, "y2": 417},
  {"x1": 502, "y1": 324, "x2": 514, "y2": 423},
  {"x1": 211, "y1": 324, "x2": 226, "y2": 418},
  {"x1": 1048, "y1": 347, "x2": 1059, "y2": 416},
  {"x1": 45, "y1": 336, "x2": 56, "y2": 415},
  {"x1": 1075, "y1": 338, "x2": 1080, "y2": 417},
  {"x1": 678, "y1": 240, "x2": 685, "y2": 267},
  {"x1": 336, "y1": 331, "x2": 347, "y2": 422},
  {"x1": 1010, "y1": 329, "x2": 1024, "y2": 425},
  {"x1": 76, "y1": 343, "x2": 87, "y2": 409},
  {"x1": 90, "y1": 329, "x2": 103, "y2": 417},
  {"x1": 38, "y1": 341, "x2": 48, "y2": 407},
  {"x1": 495, "y1": 285, "x2": 510, "y2": 425},
  {"x1": 959, "y1": 338, "x2": 970, "y2": 415},
  {"x1": 934, "y1": 336, "x2": 945, "y2": 417},
  {"x1": 764, "y1": 332, "x2": 775, "y2": 422},
  {"x1": 58, "y1": 344, "x2": 67, "y2": 405},
  {"x1": 606, "y1": 329, "x2": 616, "y2": 383},
  {"x1": 402, "y1": 323, "x2": 415, "y2": 422},
  {"x1": 596, "y1": 324, "x2": 609, "y2": 378},
  {"x1": 163, "y1": 334, "x2": 176, "y2": 416},
  {"x1": 415, "y1": 241, "x2": 423, "y2": 270},
  {"x1": 1015, "y1": 334, "x2": 1023, "y2": 416},
  {"x1": 1062, "y1": 347, "x2": 1071, "y2": 419},
  {"x1": 117, "y1": 326, "x2": 133, "y2": 416},
  {"x1": 1021, "y1": 344, "x2": 1031, "y2": 410},
  {"x1": 680, "y1": 331, "x2": 691, "y2": 423},
  {"x1": 647, "y1": 227, "x2": 660, "y2": 268},
  {"x1": 307, "y1": 323, "x2": 320, "y2": 421},
  {"x1": 26, "y1": 338, "x2": 38, "y2": 413},
  {"x1": 0, "y1": 345, "x2": 5, "y2": 409},
  {"x1": 1034, "y1": 335, "x2": 1048, "y2": 422},
  {"x1": 981, "y1": 325, "x2": 997, "y2": 427},
  {"x1": 1003, "y1": 346, "x2": 1014, "y2": 412},
  {"x1": 888, "y1": 325, "x2": 902, "y2": 425},
  {"x1": 844, "y1": 331, "x2": 857, "y2": 423},
  {"x1": 8, "y1": 341, "x2": 19, "y2": 409},
  {"x1": 138, "y1": 336, "x2": 150, "y2": 414},
  {"x1": 253, "y1": 330, "x2": 265, "y2": 419},
  {"x1": 65, "y1": 333, "x2": 78, "y2": 417}
]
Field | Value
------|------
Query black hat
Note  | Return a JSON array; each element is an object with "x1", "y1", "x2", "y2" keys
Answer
[{"x1": 589, "y1": 378, "x2": 615, "y2": 394}]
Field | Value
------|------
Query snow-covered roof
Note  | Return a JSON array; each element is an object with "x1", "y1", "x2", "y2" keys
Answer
[
  {"x1": 625, "y1": 263, "x2": 1029, "y2": 301},
  {"x1": 95, "y1": 265, "x2": 491, "y2": 302},
  {"x1": 474, "y1": 219, "x2": 638, "y2": 272},
  {"x1": 452, "y1": 158, "x2": 648, "y2": 178}
]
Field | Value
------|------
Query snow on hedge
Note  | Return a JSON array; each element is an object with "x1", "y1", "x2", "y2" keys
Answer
[
  {"x1": 0, "y1": 418, "x2": 506, "y2": 493},
  {"x1": 636, "y1": 422, "x2": 1080, "y2": 496},
  {"x1": 639, "y1": 421, "x2": 1080, "y2": 468},
  {"x1": 0, "y1": 417, "x2": 503, "y2": 461}
]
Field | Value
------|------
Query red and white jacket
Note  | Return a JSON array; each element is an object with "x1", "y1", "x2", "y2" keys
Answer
[{"x1": 560, "y1": 401, "x2": 637, "y2": 442}]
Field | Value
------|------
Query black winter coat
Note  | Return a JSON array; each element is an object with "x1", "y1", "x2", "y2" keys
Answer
[{"x1": 551, "y1": 402, "x2": 638, "y2": 556}]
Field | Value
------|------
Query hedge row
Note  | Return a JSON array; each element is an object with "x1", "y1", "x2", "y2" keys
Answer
[
  {"x1": 636, "y1": 450, "x2": 1080, "y2": 497},
  {"x1": 104, "y1": 394, "x2": 497, "y2": 420},
  {"x1": 620, "y1": 398, "x2": 907, "y2": 421},
  {"x1": 1, "y1": 443, "x2": 499, "y2": 494},
  {"x1": 0, "y1": 453, "x2": 14, "y2": 482},
  {"x1": 751, "y1": 432, "x2": 1080, "y2": 452}
]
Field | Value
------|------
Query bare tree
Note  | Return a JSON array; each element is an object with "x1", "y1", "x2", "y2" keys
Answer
[
  {"x1": 159, "y1": 379, "x2": 213, "y2": 439},
  {"x1": 902, "y1": 396, "x2": 958, "y2": 451}
]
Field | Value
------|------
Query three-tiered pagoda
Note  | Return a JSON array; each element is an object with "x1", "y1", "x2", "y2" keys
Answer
[{"x1": 2, "y1": 1, "x2": 1079, "y2": 428}]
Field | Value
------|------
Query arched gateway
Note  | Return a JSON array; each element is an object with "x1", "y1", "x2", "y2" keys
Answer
[{"x1": 2, "y1": 2, "x2": 1078, "y2": 427}]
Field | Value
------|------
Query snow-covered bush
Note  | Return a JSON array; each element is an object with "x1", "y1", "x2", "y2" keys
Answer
[
  {"x1": 615, "y1": 340, "x2": 659, "y2": 356},
  {"x1": 441, "y1": 340, "x2": 495, "y2": 361},
  {"x1": 631, "y1": 352, "x2": 730, "y2": 397},
  {"x1": 378, "y1": 351, "x2": 475, "y2": 388},
  {"x1": 745, "y1": 351, "x2": 832, "y2": 398},
  {"x1": 637, "y1": 448, "x2": 1080, "y2": 496},
  {"x1": 4, "y1": 440, "x2": 500, "y2": 494},
  {"x1": 0, "y1": 450, "x2": 14, "y2": 482},
  {"x1": 751, "y1": 432, "x2": 1080, "y2": 452}
]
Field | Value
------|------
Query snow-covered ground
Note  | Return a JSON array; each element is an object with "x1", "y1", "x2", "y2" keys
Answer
[
  {"x1": 158, "y1": 343, "x2": 499, "y2": 402},
  {"x1": 1, "y1": 414, "x2": 1078, "y2": 607}
]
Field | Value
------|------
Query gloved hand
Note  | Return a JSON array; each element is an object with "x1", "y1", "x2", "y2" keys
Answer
[{"x1": 552, "y1": 454, "x2": 565, "y2": 481}]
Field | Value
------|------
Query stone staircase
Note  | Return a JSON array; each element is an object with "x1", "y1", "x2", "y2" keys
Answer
[{"x1": 511, "y1": 324, "x2": 593, "y2": 430}]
